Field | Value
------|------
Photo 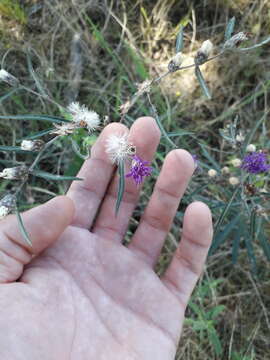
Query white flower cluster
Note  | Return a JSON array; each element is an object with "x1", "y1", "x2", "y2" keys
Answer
[
  {"x1": 0, "y1": 194, "x2": 16, "y2": 220},
  {"x1": 67, "y1": 102, "x2": 100, "y2": 132},
  {"x1": 21, "y1": 139, "x2": 44, "y2": 151},
  {"x1": 224, "y1": 32, "x2": 249, "y2": 49},
  {"x1": 105, "y1": 133, "x2": 135, "y2": 164}
]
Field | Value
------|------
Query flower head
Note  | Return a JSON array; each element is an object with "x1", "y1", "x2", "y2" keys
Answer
[
  {"x1": 0, "y1": 194, "x2": 16, "y2": 220},
  {"x1": 21, "y1": 139, "x2": 44, "y2": 151},
  {"x1": 0, "y1": 165, "x2": 28, "y2": 180},
  {"x1": 195, "y1": 39, "x2": 213, "y2": 65},
  {"x1": 0, "y1": 69, "x2": 19, "y2": 87},
  {"x1": 51, "y1": 122, "x2": 77, "y2": 136},
  {"x1": 126, "y1": 155, "x2": 152, "y2": 185},
  {"x1": 168, "y1": 52, "x2": 183, "y2": 72},
  {"x1": 67, "y1": 102, "x2": 100, "y2": 132},
  {"x1": 229, "y1": 176, "x2": 240, "y2": 186},
  {"x1": 241, "y1": 151, "x2": 270, "y2": 174},
  {"x1": 224, "y1": 32, "x2": 249, "y2": 49},
  {"x1": 106, "y1": 133, "x2": 135, "y2": 164},
  {"x1": 208, "y1": 169, "x2": 217, "y2": 177}
]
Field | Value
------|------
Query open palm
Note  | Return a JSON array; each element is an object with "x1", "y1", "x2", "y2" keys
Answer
[{"x1": 0, "y1": 117, "x2": 212, "y2": 360}]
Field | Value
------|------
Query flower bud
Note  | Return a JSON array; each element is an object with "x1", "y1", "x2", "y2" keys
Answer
[
  {"x1": 224, "y1": 32, "x2": 249, "y2": 49},
  {"x1": 246, "y1": 144, "x2": 256, "y2": 152},
  {"x1": 0, "y1": 165, "x2": 28, "y2": 180},
  {"x1": 195, "y1": 40, "x2": 213, "y2": 65},
  {"x1": 231, "y1": 158, "x2": 242, "y2": 167},
  {"x1": 0, "y1": 69, "x2": 19, "y2": 87},
  {"x1": 221, "y1": 166, "x2": 230, "y2": 174},
  {"x1": 236, "y1": 133, "x2": 245, "y2": 143},
  {"x1": 229, "y1": 176, "x2": 240, "y2": 186},
  {"x1": 168, "y1": 52, "x2": 183, "y2": 72},
  {"x1": 0, "y1": 194, "x2": 16, "y2": 220},
  {"x1": 21, "y1": 139, "x2": 45, "y2": 151},
  {"x1": 208, "y1": 169, "x2": 217, "y2": 177}
]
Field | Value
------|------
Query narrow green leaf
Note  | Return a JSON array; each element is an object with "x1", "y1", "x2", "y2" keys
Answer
[
  {"x1": 214, "y1": 185, "x2": 240, "y2": 237},
  {"x1": 15, "y1": 208, "x2": 32, "y2": 247},
  {"x1": 259, "y1": 233, "x2": 270, "y2": 261},
  {"x1": 0, "y1": 88, "x2": 21, "y2": 104},
  {"x1": 17, "y1": 128, "x2": 54, "y2": 141},
  {"x1": 244, "y1": 235, "x2": 257, "y2": 274},
  {"x1": 232, "y1": 225, "x2": 242, "y2": 264},
  {"x1": 224, "y1": 17, "x2": 236, "y2": 41},
  {"x1": 0, "y1": 145, "x2": 31, "y2": 153},
  {"x1": 0, "y1": 114, "x2": 69, "y2": 124},
  {"x1": 115, "y1": 161, "x2": 125, "y2": 215},
  {"x1": 199, "y1": 143, "x2": 221, "y2": 170},
  {"x1": 32, "y1": 170, "x2": 83, "y2": 181},
  {"x1": 167, "y1": 130, "x2": 193, "y2": 137},
  {"x1": 206, "y1": 305, "x2": 226, "y2": 319},
  {"x1": 26, "y1": 49, "x2": 47, "y2": 97},
  {"x1": 249, "y1": 209, "x2": 257, "y2": 241},
  {"x1": 70, "y1": 138, "x2": 89, "y2": 160},
  {"x1": 195, "y1": 66, "x2": 211, "y2": 99},
  {"x1": 208, "y1": 329, "x2": 223, "y2": 355},
  {"x1": 176, "y1": 25, "x2": 184, "y2": 53},
  {"x1": 210, "y1": 213, "x2": 240, "y2": 254},
  {"x1": 239, "y1": 35, "x2": 270, "y2": 51}
]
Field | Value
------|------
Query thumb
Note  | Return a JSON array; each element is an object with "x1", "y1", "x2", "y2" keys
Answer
[{"x1": 0, "y1": 196, "x2": 74, "y2": 283}]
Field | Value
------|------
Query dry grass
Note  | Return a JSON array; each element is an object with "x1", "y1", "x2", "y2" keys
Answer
[{"x1": 0, "y1": 0, "x2": 270, "y2": 358}]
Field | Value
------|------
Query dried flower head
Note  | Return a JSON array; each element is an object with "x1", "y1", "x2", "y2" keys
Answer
[
  {"x1": 195, "y1": 39, "x2": 213, "y2": 65},
  {"x1": 0, "y1": 194, "x2": 16, "y2": 220},
  {"x1": 221, "y1": 166, "x2": 230, "y2": 174},
  {"x1": 229, "y1": 176, "x2": 240, "y2": 186},
  {"x1": 0, "y1": 69, "x2": 19, "y2": 87},
  {"x1": 224, "y1": 32, "x2": 249, "y2": 49},
  {"x1": 21, "y1": 139, "x2": 45, "y2": 151},
  {"x1": 241, "y1": 151, "x2": 270, "y2": 174},
  {"x1": 236, "y1": 133, "x2": 245, "y2": 143},
  {"x1": 231, "y1": 158, "x2": 242, "y2": 167},
  {"x1": 246, "y1": 144, "x2": 256, "y2": 152},
  {"x1": 0, "y1": 165, "x2": 28, "y2": 180},
  {"x1": 106, "y1": 133, "x2": 135, "y2": 164},
  {"x1": 51, "y1": 122, "x2": 77, "y2": 136},
  {"x1": 208, "y1": 169, "x2": 217, "y2": 177},
  {"x1": 126, "y1": 155, "x2": 152, "y2": 186},
  {"x1": 67, "y1": 102, "x2": 100, "y2": 132},
  {"x1": 168, "y1": 52, "x2": 183, "y2": 72}
]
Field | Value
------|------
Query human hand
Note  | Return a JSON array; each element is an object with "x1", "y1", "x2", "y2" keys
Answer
[{"x1": 0, "y1": 117, "x2": 212, "y2": 360}]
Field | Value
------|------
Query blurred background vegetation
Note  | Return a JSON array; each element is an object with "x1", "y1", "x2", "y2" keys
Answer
[{"x1": 0, "y1": 0, "x2": 270, "y2": 359}]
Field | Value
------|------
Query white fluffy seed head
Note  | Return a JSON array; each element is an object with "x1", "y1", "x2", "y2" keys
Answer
[
  {"x1": 246, "y1": 144, "x2": 256, "y2": 152},
  {"x1": 229, "y1": 176, "x2": 240, "y2": 186},
  {"x1": 199, "y1": 40, "x2": 213, "y2": 57},
  {"x1": 224, "y1": 32, "x2": 249, "y2": 48},
  {"x1": 208, "y1": 169, "x2": 217, "y2": 177},
  {"x1": 0, "y1": 206, "x2": 9, "y2": 220},
  {"x1": 105, "y1": 133, "x2": 135, "y2": 164},
  {"x1": 67, "y1": 102, "x2": 100, "y2": 131},
  {"x1": 21, "y1": 140, "x2": 34, "y2": 151},
  {"x1": 221, "y1": 166, "x2": 230, "y2": 174},
  {"x1": 231, "y1": 158, "x2": 242, "y2": 167}
]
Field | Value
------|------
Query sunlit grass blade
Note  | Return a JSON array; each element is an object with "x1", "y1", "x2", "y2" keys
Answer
[
  {"x1": 0, "y1": 114, "x2": 69, "y2": 124},
  {"x1": 31, "y1": 170, "x2": 83, "y2": 181},
  {"x1": 195, "y1": 66, "x2": 211, "y2": 99},
  {"x1": 214, "y1": 185, "x2": 240, "y2": 237},
  {"x1": 175, "y1": 25, "x2": 184, "y2": 53},
  {"x1": 224, "y1": 16, "x2": 236, "y2": 41},
  {"x1": 115, "y1": 160, "x2": 125, "y2": 216},
  {"x1": 15, "y1": 207, "x2": 32, "y2": 247}
]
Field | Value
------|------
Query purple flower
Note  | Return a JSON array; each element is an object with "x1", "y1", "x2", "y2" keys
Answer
[
  {"x1": 241, "y1": 151, "x2": 270, "y2": 174},
  {"x1": 126, "y1": 155, "x2": 152, "y2": 185}
]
